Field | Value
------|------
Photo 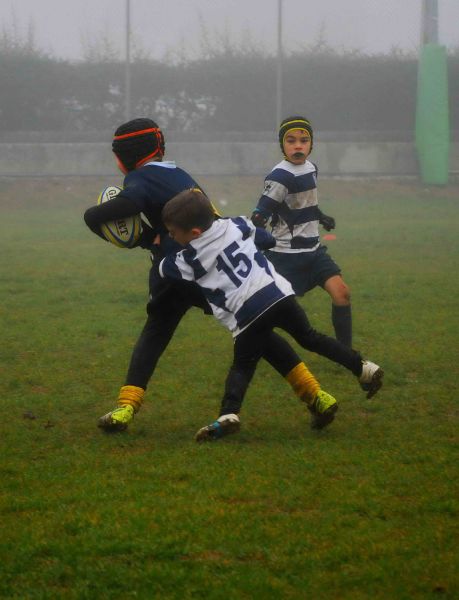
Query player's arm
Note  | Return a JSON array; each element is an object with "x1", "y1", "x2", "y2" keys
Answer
[
  {"x1": 251, "y1": 177, "x2": 287, "y2": 228},
  {"x1": 232, "y1": 216, "x2": 275, "y2": 249},
  {"x1": 251, "y1": 208, "x2": 270, "y2": 229},
  {"x1": 159, "y1": 253, "x2": 195, "y2": 282},
  {"x1": 250, "y1": 195, "x2": 278, "y2": 230},
  {"x1": 84, "y1": 194, "x2": 156, "y2": 248},
  {"x1": 254, "y1": 227, "x2": 276, "y2": 250},
  {"x1": 311, "y1": 162, "x2": 335, "y2": 231},
  {"x1": 317, "y1": 208, "x2": 336, "y2": 232}
]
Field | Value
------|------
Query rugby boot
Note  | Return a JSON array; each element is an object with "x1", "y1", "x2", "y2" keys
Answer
[
  {"x1": 308, "y1": 390, "x2": 338, "y2": 430},
  {"x1": 98, "y1": 404, "x2": 134, "y2": 432},
  {"x1": 359, "y1": 360, "x2": 384, "y2": 399},
  {"x1": 195, "y1": 413, "x2": 240, "y2": 442}
]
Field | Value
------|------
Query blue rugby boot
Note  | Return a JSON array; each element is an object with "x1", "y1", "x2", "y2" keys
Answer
[{"x1": 195, "y1": 413, "x2": 240, "y2": 442}]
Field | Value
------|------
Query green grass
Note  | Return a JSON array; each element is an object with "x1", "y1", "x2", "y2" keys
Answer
[{"x1": 0, "y1": 176, "x2": 458, "y2": 599}]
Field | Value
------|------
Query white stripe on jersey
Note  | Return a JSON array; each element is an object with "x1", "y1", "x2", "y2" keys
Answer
[{"x1": 159, "y1": 217, "x2": 294, "y2": 336}]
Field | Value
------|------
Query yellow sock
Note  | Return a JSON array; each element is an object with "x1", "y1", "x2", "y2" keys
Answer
[
  {"x1": 117, "y1": 385, "x2": 144, "y2": 413},
  {"x1": 285, "y1": 363, "x2": 320, "y2": 406}
]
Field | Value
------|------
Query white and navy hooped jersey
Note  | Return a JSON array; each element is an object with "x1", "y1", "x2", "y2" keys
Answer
[
  {"x1": 159, "y1": 217, "x2": 294, "y2": 336},
  {"x1": 254, "y1": 159, "x2": 321, "y2": 254}
]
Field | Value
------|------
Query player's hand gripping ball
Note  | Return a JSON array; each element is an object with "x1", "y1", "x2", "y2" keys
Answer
[{"x1": 97, "y1": 185, "x2": 142, "y2": 248}]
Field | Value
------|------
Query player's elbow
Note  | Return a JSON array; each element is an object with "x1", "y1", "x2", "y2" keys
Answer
[
  {"x1": 84, "y1": 206, "x2": 95, "y2": 226},
  {"x1": 84, "y1": 206, "x2": 103, "y2": 236}
]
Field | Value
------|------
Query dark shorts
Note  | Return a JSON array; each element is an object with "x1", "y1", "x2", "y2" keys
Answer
[{"x1": 265, "y1": 246, "x2": 341, "y2": 296}]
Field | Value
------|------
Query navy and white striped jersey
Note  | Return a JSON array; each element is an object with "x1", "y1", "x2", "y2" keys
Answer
[
  {"x1": 254, "y1": 159, "x2": 321, "y2": 253},
  {"x1": 159, "y1": 217, "x2": 294, "y2": 336}
]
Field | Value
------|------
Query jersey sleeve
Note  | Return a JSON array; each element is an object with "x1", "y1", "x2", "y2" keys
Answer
[
  {"x1": 254, "y1": 227, "x2": 276, "y2": 249},
  {"x1": 83, "y1": 193, "x2": 156, "y2": 248},
  {"x1": 253, "y1": 168, "x2": 291, "y2": 219},
  {"x1": 159, "y1": 252, "x2": 195, "y2": 282},
  {"x1": 230, "y1": 215, "x2": 275, "y2": 250},
  {"x1": 83, "y1": 193, "x2": 142, "y2": 241}
]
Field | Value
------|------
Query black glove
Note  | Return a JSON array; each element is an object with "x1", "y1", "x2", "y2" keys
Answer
[
  {"x1": 251, "y1": 210, "x2": 269, "y2": 229},
  {"x1": 318, "y1": 210, "x2": 336, "y2": 232}
]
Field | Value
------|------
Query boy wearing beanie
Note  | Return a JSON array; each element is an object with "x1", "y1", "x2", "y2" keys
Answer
[
  {"x1": 84, "y1": 117, "x2": 348, "y2": 433},
  {"x1": 252, "y1": 116, "x2": 353, "y2": 348}
]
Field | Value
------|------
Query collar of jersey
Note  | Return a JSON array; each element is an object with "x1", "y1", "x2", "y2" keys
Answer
[
  {"x1": 278, "y1": 158, "x2": 315, "y2": 175},
  {"x1": 143, "y1": 160, "x2": 177, "y2": 169},
  {"x1": 188, "y1": 220, "x2": 223, "y2": 248}
]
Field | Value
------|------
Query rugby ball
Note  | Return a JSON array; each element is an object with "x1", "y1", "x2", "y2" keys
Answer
[{"x1": 97, "y1": 185, "x2": 142, "y2": 248}]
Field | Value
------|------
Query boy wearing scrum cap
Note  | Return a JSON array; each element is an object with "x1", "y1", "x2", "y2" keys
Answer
[{"x1": 252, "y1": 116, "x2": 353, "y2": 349}]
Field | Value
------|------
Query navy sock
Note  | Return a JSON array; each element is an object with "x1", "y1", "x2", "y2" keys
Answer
[{"x1": 332, "y1": 304, "x2": 352, "y2": 348}]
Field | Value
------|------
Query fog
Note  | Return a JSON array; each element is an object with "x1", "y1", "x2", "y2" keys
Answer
[
  {"x1": 2, "y1": 0, "x2": 459, "y2": 60},
  {"x1": 1, "y1": 0, "x2": 457, "y2": 178}
]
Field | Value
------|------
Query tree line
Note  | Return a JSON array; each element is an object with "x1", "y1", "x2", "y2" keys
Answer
[{"x1": 1, "y1": 36, "x2": 457, "y2": 136}]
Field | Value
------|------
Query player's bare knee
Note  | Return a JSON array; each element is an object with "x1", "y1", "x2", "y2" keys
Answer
[
  {"x1": 340, "y1": 284, "x2": 351, "y2": 304},
  {"x1": 325, "y1": 277, "x2": 351, "y2": 306}
]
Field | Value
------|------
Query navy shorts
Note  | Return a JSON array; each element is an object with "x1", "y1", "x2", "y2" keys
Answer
[{"x1": 265, "y1": 246, "x2": 341, "y2": 296}]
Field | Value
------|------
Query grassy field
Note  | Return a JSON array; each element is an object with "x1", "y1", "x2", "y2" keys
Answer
[{"x1": 0, "y1": 176, "x2": 458, "y2": 599}]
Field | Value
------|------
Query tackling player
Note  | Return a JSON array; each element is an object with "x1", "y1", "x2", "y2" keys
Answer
[{"x1": 160, "y1": 189, "x2": 384, "y2": 441}]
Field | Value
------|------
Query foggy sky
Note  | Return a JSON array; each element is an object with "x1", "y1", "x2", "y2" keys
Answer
[{"x1": 2, "y1": 0, "x2": 459, "y2": 61}]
